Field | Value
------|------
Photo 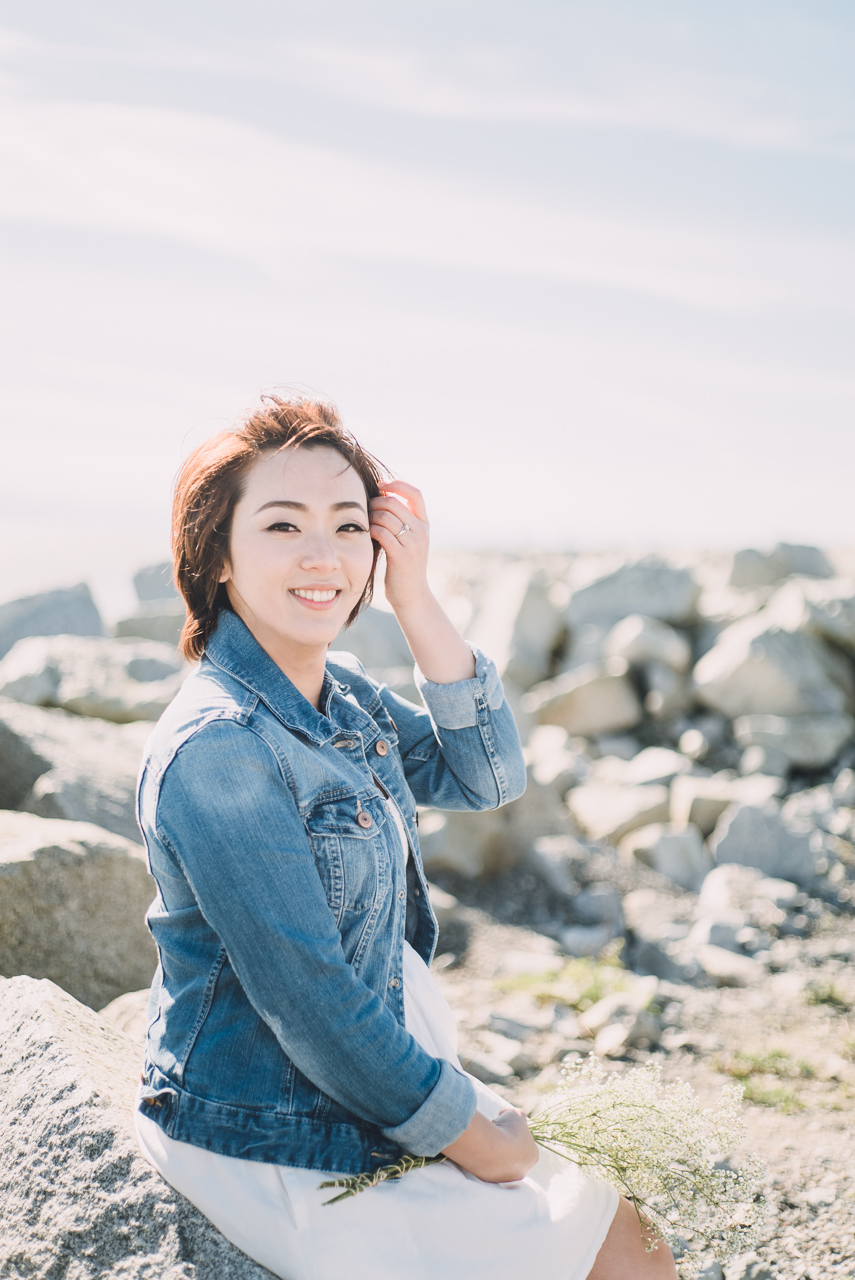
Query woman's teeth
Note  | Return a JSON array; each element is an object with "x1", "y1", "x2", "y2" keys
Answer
[{"x1": 292, "y1": 588, "x2": 338, "y2": 602}]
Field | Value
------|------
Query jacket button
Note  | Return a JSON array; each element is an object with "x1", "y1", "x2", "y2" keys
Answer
[
  {"x1": 357, "y1": 811, "x2": 373, "y2": 829},
  {"x1": 389, "y1": 977, "x2": 400, "y2": 989},
  {"x1": 375, "y1": 740, "x2": 388, "y2": 756},
  {"x1": 398, "y1": 890, "x2": 406, "y2": 901},
  {"x1": 334, "y1": 740, "x2": 354, "y2": 749}
]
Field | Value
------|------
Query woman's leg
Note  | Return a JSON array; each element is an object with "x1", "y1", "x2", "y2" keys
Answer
[{"x1": 585, "y1": 1197, "x2": 678, "y2": 1280}]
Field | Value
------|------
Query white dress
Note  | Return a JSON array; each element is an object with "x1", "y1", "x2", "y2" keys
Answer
[{"x1": 135, "y1": 800, "x2": 618, "y2": 1280}]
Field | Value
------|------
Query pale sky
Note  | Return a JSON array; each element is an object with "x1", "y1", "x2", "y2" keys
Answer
[{"x1": 1, "y1": 2, "x2": 854, "y2": 618}]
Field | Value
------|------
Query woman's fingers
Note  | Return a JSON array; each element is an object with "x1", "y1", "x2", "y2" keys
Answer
[{"x1": 377, "y1": 479, "x2": 429, "y2": 524}]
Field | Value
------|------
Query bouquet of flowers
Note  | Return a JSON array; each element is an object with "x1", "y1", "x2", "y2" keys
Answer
[{"x1": 320, "y1": 1058, "x2": 767, "y2": 1278}]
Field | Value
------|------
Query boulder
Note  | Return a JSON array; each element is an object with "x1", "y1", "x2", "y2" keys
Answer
[
  {"x1": 670, "y1": 772, "x2": 785, "y2": 837},
  {"x1": 622, "y1": 889, "x2": 693, "y2": 982},
  {"x1": 642, "y1": 661, "x2": 692, "y2": 721},
  {"x1": 567, "y1": 782, "x2": 670, "y2": 843},
  {"x1": 0, "y1": 583, "x2": 103, "y2": 660},
  {"x1": 709, "y1": 802, "x2": 815, "y2": 884},
  {"x1": 566, "y1": 559, "x2": 700, "y2": 629},
  {"x1": 0, "y1": 696, "x2": 149, "y2": 842},
  {"x1": 559, "y1": 924, "x2": 615, "y2": 957},
  {"x1": 134, "y1": 561, "x2": 179, "y2": 601},
  {"x1": 0, "y1": 810, "x2": 156, "y2": 1009},
  {"x1": 603, "y1": 614, "x2": 691, "y2": 672},
  {"x1": 467, "y1": 565, "x2": 564, "y2": 691},
  {"x1": 115, "y1": 599, "x2": 187, "y2": 645},
  {"x1": 524, "y1": 834, "x2": 581, "y2": 897},
  {"x1": 524, "y1": 724, "x2": 591, "y2": 794},
  {"x1": 0, "y1": 975, "x2": 275, "y2": 1278},
  {"x1": 592, "y1": 746, "x2": 693, "y2": 787},
  {"x1": 764, "y1": 576, "x2": 855, "y2": 655},
  {"x1": 100, "y1": 987, "x2": 151, "y2": 1046},
  {"x1": 522, "y1": 660, "x2": 642, "y2": 738},
  {"x1": 0, "y1": 634, "x2": 187, "y2": 723},
  {"x1": 727, "y1": 543, "x2": 833, "y2": 589},
  {"x1": 619, "y1": 822, "x2": 711, "y2": 892},
  {"x1": 692, "y1": 944, "x2": 762, "y2": 987},
  {"x1": 693, "y1": 614, "x2": 853, "y2": 719},
  {"x1": 334, "y1": 605, "x2": 411, "y2": 672},
  {"x1": 696, "y1": 864, "x2": 795, "y2": 931},
  {"x1": 732, "y1": 712, "x2": 854, "y2": 769}
]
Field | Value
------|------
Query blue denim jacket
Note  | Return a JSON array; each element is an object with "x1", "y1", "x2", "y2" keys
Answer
[{"x1": 136, "y1": 608, "x2": 526, "y2": 1175}]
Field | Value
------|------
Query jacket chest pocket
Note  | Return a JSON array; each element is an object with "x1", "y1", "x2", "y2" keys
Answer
[{"x1": 305, "y1": 794, "x2": 390, "y2": 918}]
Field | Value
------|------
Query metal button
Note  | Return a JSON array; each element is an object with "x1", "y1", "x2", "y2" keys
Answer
[
  {"x1": 414, "y1": 888, "x2": 420, "y2": 896},
  {"x1": 389, "y1": 977, "x2": 400, "y2": 989},
  {"x1": 375, "y1": 740, "x2": 388, "y2": 756},
  {"x1": 397, "y1": 890, "x2": 406, "y2": 901},
  {"x1": 334, "y1": 740, "x2": 354, "y2": 749},
  {"x1": 357, "y1": 811, "x2": 373, "y2": 829}
]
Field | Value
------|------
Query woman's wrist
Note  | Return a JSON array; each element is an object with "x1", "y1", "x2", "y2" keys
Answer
[
  {"x1": 441, "y1": 1108, "x2": 538, "y2": 1183},
  {"x1": 392, "y1": 591, "x2": 476, "y2": 686}
]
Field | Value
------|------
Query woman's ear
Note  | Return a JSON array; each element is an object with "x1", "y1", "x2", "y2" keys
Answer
[{"x1": 218, "y1": 560, "x2": 231, "y2": 585}]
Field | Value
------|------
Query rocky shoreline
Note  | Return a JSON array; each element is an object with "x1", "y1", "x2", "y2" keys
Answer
[{"x1": 2, "y1": 545, "x2": 855, "y2": 1278}]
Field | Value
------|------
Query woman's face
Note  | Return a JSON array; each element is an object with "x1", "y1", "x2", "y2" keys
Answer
[{"x1": 219, "y1": 445, "x2": 374, "y2": 666}]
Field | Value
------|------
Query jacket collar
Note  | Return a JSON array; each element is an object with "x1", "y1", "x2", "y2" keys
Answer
[{"x1": 203, "y1": 608, "x2": 342, "y2": 745}]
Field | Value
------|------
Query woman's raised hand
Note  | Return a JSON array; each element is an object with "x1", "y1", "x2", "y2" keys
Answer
[{"x1": 368, "y1": 480, "x2": 430, "y2": 612}]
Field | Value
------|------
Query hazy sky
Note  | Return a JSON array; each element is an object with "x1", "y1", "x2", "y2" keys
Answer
[{"x1": 1, "y1": 2, "x2": 854, "y2": 616}]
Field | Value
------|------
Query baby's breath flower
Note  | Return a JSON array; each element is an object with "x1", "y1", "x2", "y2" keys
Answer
[{"x1": 321, "y1": 1058, "x2": 766, "y2": 1279}]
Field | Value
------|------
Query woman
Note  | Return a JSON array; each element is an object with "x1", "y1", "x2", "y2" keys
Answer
[{"x1": 134, "y1": 394, "x2": 676, "y2": 1280}]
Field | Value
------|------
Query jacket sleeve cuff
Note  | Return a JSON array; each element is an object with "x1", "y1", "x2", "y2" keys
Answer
[
  {"x1": 380, "y1": 1058, "x2": 477, "y2": 1156},
  {"x1": 414, "y1": 647, "x2": 506, "y2": 730}
]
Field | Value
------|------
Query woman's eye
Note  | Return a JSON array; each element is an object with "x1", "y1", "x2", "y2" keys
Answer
[
  {"x1": 267, "y1": 522, "x2": 298, "y2": 533},
  {"x1": 339, "y1": 523, "x2": 368, "y2": 533}
]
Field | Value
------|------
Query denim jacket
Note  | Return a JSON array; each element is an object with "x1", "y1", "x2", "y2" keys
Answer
[{"x1": 136, "y1": 608, "x2": 526, "y2": 1175}]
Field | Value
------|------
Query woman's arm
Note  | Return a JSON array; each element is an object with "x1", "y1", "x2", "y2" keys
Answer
[
  {"x1": 442, "y1": 1107, "x2": 539, "y2": 1183},
  {"x1": 369, "y1": 480, "x2": 475, "y2": 685}
]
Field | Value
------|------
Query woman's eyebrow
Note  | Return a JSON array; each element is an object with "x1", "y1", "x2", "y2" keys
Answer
[{"x1": 254, "y1": 499, "x2": 367, "y2": 515}]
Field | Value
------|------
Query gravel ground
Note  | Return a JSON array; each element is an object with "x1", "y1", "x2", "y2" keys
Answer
[{"x1": 428, "y1": 873, "x2": 855, "y2": 1280}]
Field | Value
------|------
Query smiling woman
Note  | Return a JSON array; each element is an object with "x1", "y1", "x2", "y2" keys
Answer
[{"x1": 133, "y1": 392, "x2": 672, "y2": 1280}]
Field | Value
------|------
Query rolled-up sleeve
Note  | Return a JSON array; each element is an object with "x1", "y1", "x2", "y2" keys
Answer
[
  {"x1": 379, "y1": 647, "x2": 526, "y2": 811},
  {"x1": 154, "y1": 721, "x2": 476, "y2": 1155}
]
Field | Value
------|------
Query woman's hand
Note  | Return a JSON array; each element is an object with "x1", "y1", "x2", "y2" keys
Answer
[
  {"x1": 369, "y1": 480, "x2": 475, "y2": 685},
  {"x1": 441, "y1": 1107, "x2": 539, "y2": 1184},
  {"x1": 369, "y1": 480, "x2": 430, "y2": 612}
]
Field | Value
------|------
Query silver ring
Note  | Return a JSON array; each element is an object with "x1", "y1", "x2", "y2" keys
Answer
[{"x1": 396, "y1": 523, "x2": 411, "y2": 538}]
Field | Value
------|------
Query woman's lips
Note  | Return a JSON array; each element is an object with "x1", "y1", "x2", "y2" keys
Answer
[{"x1": 289, "y1": 587, "x2": 341, "y2": 609}]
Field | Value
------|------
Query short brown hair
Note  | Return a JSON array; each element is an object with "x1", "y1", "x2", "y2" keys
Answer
[{"x1": 172, "y1": 394, "x2": 386, "y2": 661}]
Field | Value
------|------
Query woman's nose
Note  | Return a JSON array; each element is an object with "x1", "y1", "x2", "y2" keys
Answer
[{"x1": 300, "y1": 534, "x2": 340, "y2": 570}]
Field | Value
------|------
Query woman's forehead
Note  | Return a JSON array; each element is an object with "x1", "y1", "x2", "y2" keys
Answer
[{"x1": 243, "y1": 445, "x2": 367, "y2": 504}]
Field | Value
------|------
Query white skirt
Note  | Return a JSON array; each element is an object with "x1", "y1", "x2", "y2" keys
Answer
[{"x1": 135, "y1": 943, "x2": 618, "y2": 1280}]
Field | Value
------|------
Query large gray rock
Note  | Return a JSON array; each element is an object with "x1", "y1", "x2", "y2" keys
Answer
[
  {"x1": 732, "y1": 711, "x2": 855, "y2": 769},
  {"x1": 134, "y1": 560, "x2": 179, "y2": 602},
  {"x1": 100, "y1": 987, "x2": 151, "y2": 1045},
  {"x1": 0, "y1": 810, "x2": 156, "y2": 1009},
  {"x1": 603, "y1": 613, "x2": 691, "y2": 672},
  {"x1": 727, "y1": 543, "x2": 833, "y2": 589},
  {"x1": 0, "y1": 975, "x2": 274, "y2": 1278},
  {"x1": 592, "y1": 746, "x2": 693, "y2": 788},
  {"x1": 0, "y1": 583, "x2": 103, "y2": 659},
  {"x1": 767, "y1": 576, "x2": 855, "y2": 654},
  {"x1": 0, "y1": 697, "x2": 149, "y2": 841},
  {"x1": 693, "y1": 612, "x2": 853, "y2": 719},
  {"x1": 0, "y1": 634, "x2": 187, "y2": 723},
  {"x1": 619, "y1": 822, "x2": 711, "y2": 892},
  {"x1": 467, "y1": 565, "x2": 564, "y2": 691},
  {"x1": 670, "y1": 772, "x2": 785, "y2": 837},
  {"x1": 709, "y1": 802, "x2": 815, "y2": 884},
  {"x1": 566, "y1": 558, "x2": 700, "y2": 629},
  {"x1": 115, "y1": 599, "x2": 187, "y2": 646},
  {"x1": 522, "y1": 660, "x2": 642, "y2": 738},
  {"x1": 567, "y1": 782, "x2": 670, "y2": 843}
]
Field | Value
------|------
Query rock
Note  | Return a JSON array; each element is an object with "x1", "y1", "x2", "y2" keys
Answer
[
  {"x1": 100, "y1": 987, "x2": 150, "y2": 1046},
  {"x1": 522, "y1": 660, "x2": 643, "y2": 738},
  {"x1": 427, "y1": 882, "x2": 461, "y2": 931},
  {"x1": 524, "y1": 724, "x2": 591, "y2": 794},
  {"x1": 567, "y1": 782, "x2": 670, "y2": 843},
  {"x1": 833, "y1": 766, "x2": 855, "y2": 806},
  {"x1": 693, "y1": 943, "x2": 762, "y2": 986},
  {"x1": 724, "y1": 1252, "x2": 775, "y2": 1280},
  {"x1": 592, "y1": 746, "x2": 694, "y2": 788},
  {"x1": 0, "y1": 810, "x2": 156, "y2": 1009},
  {"x1": 0, "y1": 975, "x2": 274, "y2": 1278},
  {"x1": 697, "y1": 1263, "x2": 724, "y2": 1280},
  {"x1": 133, "y1": 561, "x2": 178, "y2": 601},
  {"x1": 678, "y1": 714, "x2": 728, "y2": 762},
  {"x1": 566, "y1": 558, "x2": 700, "y2": 629},
  {"x1": 697, "y1": 864, "x2": 777, "y2": 917},
  {"x1": 602, "y1": 614, "x2": 691, "y2": 672},
  {"x1": 694, "y1": 612, "x2": 853, "y2": 719},
  {"x1": 0, "y1": 583, "x2": 103, "y2": 660},
  {"x1": 0, "y1": 697, "x2": 149, "y2": 842},
  {"x1": 559, "y1": 924, "x2": 615, "y2": 956},
  {"x1": 622, "y1": 889, "x2": 693, "y2": 982},
  {"x1": 728, "y1": 543, "x2": 833, "y2": 589},
  {"x1": 524, "y1": 835, "x2": 580, "y2": 897},
  {"x1": 670, "y1": 772, "x2": 785, "y2": 837},
  {"x1": 739, "y1": 744, "x2": 792, "y2": 777},
  {"x1": 573, "y1": 885, "x2": 623, "y2": 928},
  {"x1": 467, "y1": 565, "x2": 564, "y2": 691},
  {"x1": 334, "y1": 605, "x2": 411, "y2": 672},
  {"x1": 765, "y1": 576, "x2": 855, "y2": 655},
  {"x1": 115, "y1": 598, "x2": 187, "y2": 645},
  {"x1": 458, "y1": 1049, "x2": 516, "y2": 1085},
  {"x1": 685, "y1": 912, "x2": 748, "y2": 953},
  {"x1": 709, "y1": 802, "x2": 815, "y2": 884},
  {"x1": 643, "y1": 661, "x2": 692, "y2": 720},
  {"x1": 578, "y1": 978, "x2": 661, "y2": 1054},
  {"x1": 733, "y1": 712, "x2": 854, "y2": 769},
  {"x1": 0, "y1": 634, "x2": 187, "y2": 723},
  {"x1": 592, "y1": 733, "x2": 641, "y2": 760},
  {"x1": 619, "y1": 822, "x2": 711, "y2": 892}
]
